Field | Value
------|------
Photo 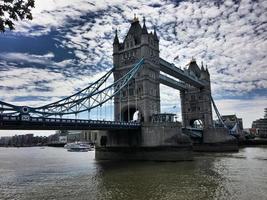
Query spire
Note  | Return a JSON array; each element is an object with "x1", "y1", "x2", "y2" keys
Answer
[
  {"x1": 206, "y1": 64, "x2": 210, "y2": 75},
  {"x1": 201, "y1": 61, "x2": 204, "y2": 71},
  {"x1": 153, "y1": 25, "x2": 159, "y2": 41},
  {"x1": 142, "y1": 16, "x2": 148, "y2": 34},
  {"x1": 190, "y1": 57, "x2": 196, "y2": 64},
  {"x1": 133, "y1": 13, "x2": 139, "y2": 23},
  {"x1": 113, "y1": 29, "x2": 119, "y2": 45}
]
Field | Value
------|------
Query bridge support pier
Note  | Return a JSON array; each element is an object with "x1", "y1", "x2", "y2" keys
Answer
[
  {"x1": 95, "y1": 122, "x2": 193, "y2": 161},
  {"x1": 193, "y1": 128, "x2": 238, "y2": 152}
]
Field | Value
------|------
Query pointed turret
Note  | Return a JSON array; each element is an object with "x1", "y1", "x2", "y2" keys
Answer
[
  {"x1": 153, "y1": 25, "x2": 159, "y2": 41},
  {"x1": 200, "y1": 61, "x2": 206, "y2": 80},
  {"x1": 113, "y1": 29, "x2": 119, "y2": 45},
  {"x1": 188, "y1": 58, "x2": 201, "y2": 78},
  {"x1": 142, "y1": 17, "x2": 148, "y2": 34},
  {"x1": 124, "y1": 14, "x2": 142, "y2": 45},
  {"x1": 201, "y1": 61, "x2": 204, "y2": 71},
  {"x1": 113, "y1": 29, "x2": 120, "y2": 66},
  {"x1": 206, "y1": 65, "x2": 210, "y2": 75}
]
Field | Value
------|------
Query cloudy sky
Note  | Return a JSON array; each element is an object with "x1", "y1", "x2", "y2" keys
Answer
[{"x1": 0, "y1": 0, "x2": 266, "y2": 136}]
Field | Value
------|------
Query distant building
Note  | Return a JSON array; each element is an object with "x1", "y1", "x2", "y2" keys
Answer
[
  {"x1": 81, "y1": 130, "x2": 98, "y2": 144},
  {"x1": 221, "y1": 114, "x2": 243, "y2": 134},
  {"x1": 59, "y1": 136, "x2": 67, "y2": 143},
  {"x1": 66, "y1": 130, "x2": 98, "y2": 144},
  {"x1": 0, "y1": 134, "x2": 47, "y2": 147},
  {"x1": 0, "y1": 136, "x2": 12, "y2": 146},
  {"x1": 252, "y1": 108, "x2": 267, "y2": 138},
  {"x1": 67, "y1": 131, "x2": 83, "y2": 142}
]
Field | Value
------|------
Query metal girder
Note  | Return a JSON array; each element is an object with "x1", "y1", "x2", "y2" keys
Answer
[
  {"x1": 211, "y1": 96, "x2": 228, "y2": 129},
  {"x1": 159, "y1": 74, "x2": 187, "y2": 91},
  {"x1": 159, "y1": 58, "x2": 205, "y2": 88},
  {"x1": 0, "y1": 115, "x2": 141, "y2": 130},
  {"x1": 0, "y1": 59, "x2": 144, "y2": 117}
]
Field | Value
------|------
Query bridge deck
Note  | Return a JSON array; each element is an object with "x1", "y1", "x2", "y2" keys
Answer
[
  {"x1": 159, "y1": 58, "x2": 205, "y2": 88},
  {"x1": 159, "y1": 74, "x2": 187, "y2": 91},
  {"x1": 0, "y1": 116, "x2": 141, "y2": 130}
]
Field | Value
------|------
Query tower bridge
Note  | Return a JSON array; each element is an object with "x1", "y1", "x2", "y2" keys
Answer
[{"x1": 0, "y1": 16, "x2": 237, "y2": 160}]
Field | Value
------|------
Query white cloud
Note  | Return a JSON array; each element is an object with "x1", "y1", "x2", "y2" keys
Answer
[
  {"x1": 0, "y1": 0, "x2": 266, "y2": 132},
  {"x1": 0, "y1": 52, "x2": 55, "y2": 65}
]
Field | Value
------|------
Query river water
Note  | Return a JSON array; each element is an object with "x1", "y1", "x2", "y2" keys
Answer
[{"x1": 0, "y1": 147, "x2": 266, "y2": 200}]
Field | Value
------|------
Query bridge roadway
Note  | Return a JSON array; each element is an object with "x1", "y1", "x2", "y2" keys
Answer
[{"x1": 0, "y1": 115, "x2": 141, "y2": 130}]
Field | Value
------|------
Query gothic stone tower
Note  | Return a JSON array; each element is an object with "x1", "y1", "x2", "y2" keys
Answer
[
  {"x1": 180, "y1": 59, "x2": 213, "y2": 128},
  {"x1": 113, "y1": 16, "x2": 160, "y2": 122}
]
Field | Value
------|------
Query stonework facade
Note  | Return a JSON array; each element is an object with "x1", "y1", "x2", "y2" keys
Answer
[
  {"x1": 113, "y1": 17, "x2": 160, "y2": 122},
  {"x1": 180, "y1": 60, "x2": 213, "y2": 128},
  {"x1": 113, "y1": 16, "x2": 214, "y2": 128}
]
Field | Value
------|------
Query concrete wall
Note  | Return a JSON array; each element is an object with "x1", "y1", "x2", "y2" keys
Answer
[
  {"x1": 95, "y1": 122, "x2": 192, "y2": 148},
  {"x1": 141, "y1": 122, "x2": 191, "y2": 146},
  {"x1": 95, "y1": 129, "x2": 141, "y2": 147},
  {"x1": 203, "y1": 127, "x2": 236, "y2": 144},
  {"x1": 95, "y1": 122, "x2": 193, "y2": 161}
]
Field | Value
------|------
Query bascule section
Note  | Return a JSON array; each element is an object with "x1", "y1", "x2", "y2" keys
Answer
[{"x1": 113, "y1": 16, "x2": 160, "y2": 123}]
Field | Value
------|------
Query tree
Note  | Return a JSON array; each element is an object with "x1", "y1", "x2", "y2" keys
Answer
[{"x1": 0, "y1": 0, "x2": 35, "y2": 32}]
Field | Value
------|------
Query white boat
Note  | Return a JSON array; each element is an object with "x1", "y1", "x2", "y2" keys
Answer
[{"x1": 64, "y1": 142, "x2": 91, "y2": 152}]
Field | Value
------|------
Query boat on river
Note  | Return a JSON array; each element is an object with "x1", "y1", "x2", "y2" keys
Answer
[{"x1": 64, "y1": 142, "x2": 92, "y2": 152}]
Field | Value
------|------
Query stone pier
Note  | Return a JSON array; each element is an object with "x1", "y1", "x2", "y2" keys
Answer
[
  {"x1": 95, "y1": 122, "x2": 193, "y2": 161},
  {"x1": 193, "y1": 127, "x2": 238, "y2": 152}
]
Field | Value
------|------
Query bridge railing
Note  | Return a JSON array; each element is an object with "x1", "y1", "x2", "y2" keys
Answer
[{"x1": 0, "y1": 115, "x2": 140, "y2": 127}]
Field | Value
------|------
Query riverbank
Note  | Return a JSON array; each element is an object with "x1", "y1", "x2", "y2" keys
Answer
[{"x1": 239, "y1": 138, "x2": 267, "y2": 146}]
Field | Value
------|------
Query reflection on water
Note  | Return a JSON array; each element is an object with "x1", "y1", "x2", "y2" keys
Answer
[{"x1": 0, "y1": 147, "x2": 267, "y2": 200}]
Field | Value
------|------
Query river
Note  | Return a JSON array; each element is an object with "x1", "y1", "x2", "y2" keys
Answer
[{"x1": 0, "y1": 146, "x2": 266, "y2": 200}]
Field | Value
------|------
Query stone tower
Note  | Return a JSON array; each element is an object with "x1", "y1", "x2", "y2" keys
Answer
[
  {"x1": 180, "y1": 59, "x2": 213, "y2": 128},
  {"x1": 113, "y1": 16, "x2": 160, "y2": 122}
]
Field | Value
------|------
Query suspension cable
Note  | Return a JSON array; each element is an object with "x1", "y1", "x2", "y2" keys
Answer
[
  {"x1": 211, "y1": 95, "x2": 227, "y2": 128},
  {"x1": 105, "y1": 81, "x2": 107, "y2": 120},
  {"x1": 127, "y1": 81, "x2": 130, "y2": 122},
  {"x1": 0, "y1": 58, "x2": 144, "y2": 117},
  {"x1": 135, "y1": 78, "x2": 137, "y2": 111},
  {"x1": 119, "y1": 91, "x2": 122, "y2": 121},
  {"x1": 88, "y1": 98, "x2": 90, "y2": 119}
]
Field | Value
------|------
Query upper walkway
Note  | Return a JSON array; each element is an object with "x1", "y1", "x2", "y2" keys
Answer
[{"x1": 159, "y1": 58, "x2": 205, "y2": 89}]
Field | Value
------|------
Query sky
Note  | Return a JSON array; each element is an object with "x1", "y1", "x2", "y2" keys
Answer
[{"x1": 0, "y1": 0, "x2": 266, "y2": 136}]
